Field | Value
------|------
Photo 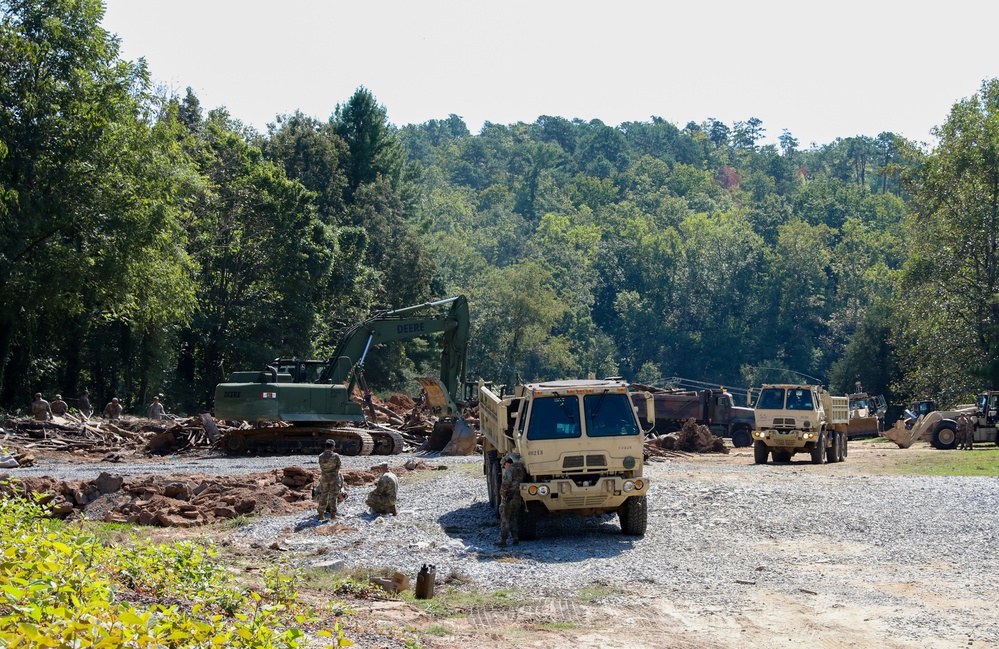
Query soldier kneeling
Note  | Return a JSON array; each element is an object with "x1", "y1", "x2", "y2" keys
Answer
[{"x1": 366, "y1": 470, "x2": 398, "y2": 516}]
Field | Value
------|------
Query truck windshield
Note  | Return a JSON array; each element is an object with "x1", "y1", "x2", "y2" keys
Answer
[
  {"x1": 525, "y1": 396, "x2": 581, "y2": 440},
  {"x1": 756, "y1": 388, "x2": 785, "y2": 410},
  {"x1": 584, "y1": 393, "x2": 640, "y2": 437},
  {"x1": 786, "y1": 389, "x2": 813, "y2": 410}
]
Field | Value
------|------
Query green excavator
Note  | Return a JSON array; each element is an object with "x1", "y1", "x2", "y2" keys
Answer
[{"x1": 213, "y1": 296, "x2": 474, "y2": 455}]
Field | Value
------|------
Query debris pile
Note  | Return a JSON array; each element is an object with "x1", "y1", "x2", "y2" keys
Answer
[
  {"x1": 0, "y1": 461, "x2": 438, "y2": 527},
  {"x1": 1, "y1": 386, "x2": 480, "y2": 458},
  {"x1": 646, "y1": 419, "x2": 729, "y2": 455}
]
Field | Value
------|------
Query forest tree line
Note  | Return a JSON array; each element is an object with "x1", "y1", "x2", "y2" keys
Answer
[{"x1": 1, "y1": 0, "x2": 997, "y2": 416}]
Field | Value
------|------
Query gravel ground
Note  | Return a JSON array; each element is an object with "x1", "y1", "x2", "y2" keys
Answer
[{"x1": 16, "y1": 447, "x2": 999, "y2": 648}]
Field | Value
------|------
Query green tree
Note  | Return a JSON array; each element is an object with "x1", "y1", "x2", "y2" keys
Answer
[
  {"x1": 0, "y1": 0, "x2": 193, "y2": 406},
  {"x1": 900, "y1": 78, "x2": 999, "y2": 393}
]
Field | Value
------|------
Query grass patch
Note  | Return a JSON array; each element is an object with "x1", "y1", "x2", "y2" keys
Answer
[
  {"x1": 576, "y1": 583, "x2": 624, "y2": 602},
  {"x1": 866, "y1": 447, "x2": 999, "y2": 476},
  {"x1": 538, "y1": 621, "x2": 577, "y2": 631},
  {"x1": 406, "y1": 585, "x2": 527, "y2": 617},
  {"x1": 421, "y1": 625, "x2": 450, "y2": 636}
]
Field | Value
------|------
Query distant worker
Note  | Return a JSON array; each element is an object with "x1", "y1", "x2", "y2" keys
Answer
[
  {"x1": 497, "y1": 453, "x2": 526, "y2": 546},
  {"x1": 958, "y1": 414, "x2": 975, "y2": 450},
  {"x1": 317, "y1": 439, "x2": 343, "y2": 521},
  {"x1": 147, "y1": 396, "x2": 166, "y2": 420},
  {"x1": 50, "y1": 394, "x2": 69, "y2": 417},
  {"x1": 103, "y1": 397, "x2": 123, "y2": 421},
  {"x1": 365, "y1": 469, "x2": 399, "y2": 516},
  {"x1": 31, "y1": 393, "x2": 53, "y2": 421},
  {"x1": 79, "y1": 389, "x2": 93, "y2": 420}
]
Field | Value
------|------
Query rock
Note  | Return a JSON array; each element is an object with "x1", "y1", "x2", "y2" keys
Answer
[
  {"x1": 95, "y1": 472, "x2": 124, "y2": 495},
  {"x1": 281, "y1": 466, "x2": 313, "y2": 488},
  {"x1": 214, "y1": 506, "x2": 237, "y2": 519},
  {"x1": 163, "y1": 482, "x2": 192, "y2": 500}
]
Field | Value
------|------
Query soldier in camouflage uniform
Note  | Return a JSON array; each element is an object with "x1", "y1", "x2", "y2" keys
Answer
[
  {"x1": 958, "y1": 414, "x2": 975, "y2": 450},
  {"x1": 365, "y1": 470, "x2": 399, "y2": 516},
  {"x1": 31, "y1": 393, "x2": 52, "y2": 421},
  {"x1": 50, "y1": 395, "x2": 68, "y2": 417},
  {"x1": 79, "y1": 389, "x2": 93, "y2": 420},
  {"x1": 497, "y1": 453, "x2": 526, "y2": 546},
  {"x1": 317, "y1": 439, "x2": 343, "y2": 521},
  {"x1": 103, "y1": 398, "x2": 123, "y2": 421}
]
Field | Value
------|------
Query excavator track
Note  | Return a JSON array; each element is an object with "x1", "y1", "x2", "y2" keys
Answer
[
  {"x1": 369, "y1": 429, "x2": 405, "y2": 455},
  {"x1": 221, "y1": 426, "x2": 375, "y2": 456}
]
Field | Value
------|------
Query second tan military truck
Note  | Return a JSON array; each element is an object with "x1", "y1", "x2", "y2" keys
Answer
[
  {"x1": 751, "y1": 384, "x2": 850, "y2": 464},
  {"x1": 478, "y1": 378, "x2": 651, "y2": 539}
]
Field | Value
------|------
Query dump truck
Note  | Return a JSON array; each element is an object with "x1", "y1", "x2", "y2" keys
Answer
[
  {"x1": 885, "y1": 391, "x2": 999, "y2": 449},
  {"x1": 630, "y1": 385, "x2": 754, "y2": 447},
  {"x1": 478, "y1": 378, "x2": 651, "y2": 539},
  {"x1": 846, "y1": 384, "x2": 887, "y2": 439},
  {"x1": 213, "y1": 296, "x2": 474, "y2": 456},
  {"x1": 751, "y1": 384, "x2": 850, "y2": 464}
]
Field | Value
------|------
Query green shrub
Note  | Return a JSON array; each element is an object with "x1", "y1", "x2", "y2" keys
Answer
[{"x1": 0, "y1": 488, "x2": 353, "y2": 648}]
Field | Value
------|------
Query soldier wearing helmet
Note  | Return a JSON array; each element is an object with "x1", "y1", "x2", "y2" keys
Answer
[
  {"x1": 317, "y1": 439, "x2": 343, "y2": 521},
  {"x1": 497, "y1": 452, "x2": 526, "y2": 546}
]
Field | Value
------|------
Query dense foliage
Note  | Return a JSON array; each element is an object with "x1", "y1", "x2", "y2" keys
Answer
[
  {"x1": 1, "y1": 0, "x2": 996, "y2": 414},
  {"x1": 0, "y1": 489, "x2": 352, "y2": 647}
]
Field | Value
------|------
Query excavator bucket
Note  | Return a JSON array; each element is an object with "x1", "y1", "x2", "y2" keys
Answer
[
  {"x1": 416, "y1": 376, "x2": 477, "y2": 455},
  {"x1": 441, "y1": 416, "x2": 477, "y2": 455}
]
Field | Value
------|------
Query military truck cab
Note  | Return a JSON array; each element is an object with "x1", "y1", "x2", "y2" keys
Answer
[
  {"x1": 752, "y1": 384, "x2": 850, "y2": 465},
  {"x1": 479, "y1": 379, "x2": 650, "y2": 538}
]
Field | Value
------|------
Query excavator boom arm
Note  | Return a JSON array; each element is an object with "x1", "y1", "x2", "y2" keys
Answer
[{"x1": 318, "y1": 296, "x2": 470, "y2": 408}]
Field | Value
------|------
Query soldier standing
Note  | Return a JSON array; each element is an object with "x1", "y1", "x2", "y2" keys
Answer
[
  {"x1": 50, "y1": 394, "x2": 69, "y2": 417},
  {"x1": 31, "y1": 393, "x2": 53, "y2": 421},
  {"x1": 79, "y1": 389, "x2": 93, "y2": 420},
  {"x1": 103, "y1": 397, "x2": 123, "y2": 421},
  {"x1": 497, "y1": 453, "x2": 526, "y2": 546},
  {"x1": 317, "y1": 439, "x2": 343, "y2": 521},
  {"x1": 959, "y1": 414, "x2": 975, "y2": 450},
  {"x1": 147, "y1": 396, "x2": 166, "y2": 420},
  {"x1": 365, "y1": 469, "x2": 399, "y2": 516}
]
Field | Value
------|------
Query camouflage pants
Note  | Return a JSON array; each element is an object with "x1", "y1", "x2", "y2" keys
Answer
[
  {"x1": 365, "y1": 492, "x2": 397, "y2": 515},
  {"x1": 317, "y1": 476, "x2": 342, "y2": 518},
  {"x1": 499, "y1": 495, "x2": 523, "y2": 542}
]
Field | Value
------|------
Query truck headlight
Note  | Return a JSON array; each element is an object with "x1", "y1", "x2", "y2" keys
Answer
[
  {"x1": 633, "y1": 480, "x2": 644, "y2": 490},
  {"x1": 538, "y1": 485, "x2": 550, "y2": 496},
  {"x1": 527, "y1": 485, "x2": 538, "y2": 495},
  {"x1": 623, "y1": 481, "x2": 635, "y2": 492}
]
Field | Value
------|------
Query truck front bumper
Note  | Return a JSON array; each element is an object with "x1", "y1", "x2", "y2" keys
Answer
[
  {"x1": 753, "y1": 429, "x2": 820, "y2": 449},
  {"x1": 520, "y1": 476, "x2": 649, "y2": 513}
]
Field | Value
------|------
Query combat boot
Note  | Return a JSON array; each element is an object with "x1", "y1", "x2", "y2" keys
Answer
[
  {"x1": 512, "y1": 535, "x2": 519, "y2": 545},
  {"x1": 495, "y1": 534, "x2": 508, "y2": 547}
]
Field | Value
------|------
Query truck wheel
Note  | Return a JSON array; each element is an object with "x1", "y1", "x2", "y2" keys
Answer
[
  {"x1": 518, "y1": 502, "x2": 540, "y2": 541},
  {"x1": 932, "y1": 422, "x2": 958, "y2": 450},
  {"x1": 811, "y1": 432, "x2": 827, "y2": 464},
  {"x1": 826, "y1": 431, "x2": 838, "y2": 463},
  {"x1": 485, "y1": 451, "x2": 499, "y2": 510},
  {"x1": 619, "y1": 495, "x2": 648, "y2": 536},
  {"x1": 754, "y1": 441, "x2": 769, "y2": 464},
  {"x1": 842, "y1": 433, "x2": 848, "y2": 459},
  {"x1": 732, "y1": 428, "x2": 752, "y2": 448}
]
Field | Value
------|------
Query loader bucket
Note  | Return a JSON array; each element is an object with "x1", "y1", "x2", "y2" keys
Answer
[
  {"x1": 441, "y1": 416, "x2": 477, "y2": 455},
  {"x1": 423, "y1": 417, "x2": 477, "y2": 455},
  {"x1": 884, "y1": 418, "x2": 919, "y2": 448},
  {"x1": 847, "y1": 416, "x2": 879, "y2": 439}
]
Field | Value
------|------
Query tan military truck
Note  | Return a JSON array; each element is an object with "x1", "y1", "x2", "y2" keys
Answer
[
  {"x1": 478, "y1": 378, "x2": 651, "y2": 539},
  {"x1": 751, "y1": 384, "x2": 850, "y2": 464}
]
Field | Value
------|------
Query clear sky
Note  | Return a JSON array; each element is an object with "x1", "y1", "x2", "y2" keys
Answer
[{"x1": 101, "y1": 0, "x2": 999, "y2": 149}]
